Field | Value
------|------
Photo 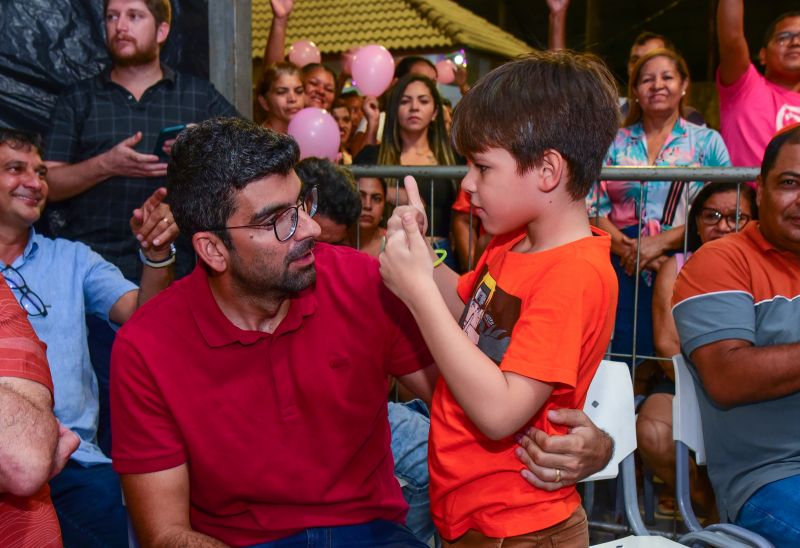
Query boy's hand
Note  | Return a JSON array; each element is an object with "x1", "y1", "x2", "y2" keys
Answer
[
  {"x1": 514, "y1": 408, "x2": 613, "y2": 490},
  {"x1": 380, "y1": 211, "x2": 435, "y2": 305},
  {"x1": 386, "y1": 175, "x2": 428, "y2": 241}
]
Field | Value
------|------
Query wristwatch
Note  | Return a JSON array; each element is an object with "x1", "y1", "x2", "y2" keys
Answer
[{"x1": 138, "y1": 244, "x2": 176, "y2": 268}]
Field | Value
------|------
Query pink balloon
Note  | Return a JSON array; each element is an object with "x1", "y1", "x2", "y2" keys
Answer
[
  {"x1": 351, "y1": 45, "x2": 394, "y2": 96},
  {"x1": 436, "y1": 59, "x2": 456, "y2": 85},
  {"x1": 287, "y1": 107, "x2": 341, "y2": 161},
  {"x1": 288, "y1": 40, "x2": 321, "y2": 68}
]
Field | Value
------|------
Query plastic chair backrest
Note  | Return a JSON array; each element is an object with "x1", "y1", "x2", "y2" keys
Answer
[
  {"x1": 581, "y1": 360, "x2": 637, "y2": 482},
  {"x1": 672, "y1": 354, "x2": 706, "y2": 465}
]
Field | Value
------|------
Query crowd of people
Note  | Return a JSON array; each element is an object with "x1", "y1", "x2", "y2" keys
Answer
[{"x1": 1, "y1": 0, "x2": 799, "y2": 547}]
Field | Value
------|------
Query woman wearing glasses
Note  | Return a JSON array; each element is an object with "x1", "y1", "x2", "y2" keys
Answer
[
  {"x1": 641, "y1": 182, "x2": 757, "y2": 520},
  {"x1": 587, "y1": 48, "x2": 732, "y2": 365}
]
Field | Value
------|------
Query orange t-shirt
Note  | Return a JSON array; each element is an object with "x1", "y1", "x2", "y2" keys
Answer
[{"x1": 429, "y1": 227, "x2": 617, "y2": 539}]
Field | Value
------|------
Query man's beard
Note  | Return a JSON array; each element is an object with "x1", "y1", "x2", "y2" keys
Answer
[
  {"x1": 108, "y1": 38, "x2": 159, "y2": 68},
  {"x1": 229, "y1": 239, "x2": 317, "y2": 300}
]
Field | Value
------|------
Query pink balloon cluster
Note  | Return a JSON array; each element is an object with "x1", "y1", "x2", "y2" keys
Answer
[
  {"x1": 351, "y1": 45, "x2": 394, "y2": 96},
  {"x1": 287, "y1": 107, "x2": 340, "y2": 161},
  {"x1": 288, "y1": 40, "x2": 321, "y2": 68}
]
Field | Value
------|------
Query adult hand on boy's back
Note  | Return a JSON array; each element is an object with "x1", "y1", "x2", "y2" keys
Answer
[{"x1": 514, "y1": 408, "x2": 613, "y2": 490}]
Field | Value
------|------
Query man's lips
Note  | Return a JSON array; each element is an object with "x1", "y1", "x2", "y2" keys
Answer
[{"x1": 11, "y1": 193, "x2": 42, "y2": 206}]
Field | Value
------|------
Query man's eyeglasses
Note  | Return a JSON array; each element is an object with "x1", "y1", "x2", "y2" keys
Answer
[
  {"x1": 772, "y1": 31, "x2": 800, "y2": 47},
  {"x1": 215, "y1": 186, "x2": 318, "y2": 242},
  {"x1": 699, "y1": 208, "x2": 750, "y2": 230},
  {"x1": 2, "y1": 265, "x2": 48, "y2": 317}
]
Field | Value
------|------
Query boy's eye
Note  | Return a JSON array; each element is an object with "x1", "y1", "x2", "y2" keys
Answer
[{"x1": 780, "y1": 178, "x2": 799, "y2": 187}]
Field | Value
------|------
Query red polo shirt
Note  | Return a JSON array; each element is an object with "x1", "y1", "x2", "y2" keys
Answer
[
  {"x1": 0, "y1": 277, "x2": 61, "y2": 548},
  {"x1": 110, "y1": 244, "x2": 433, "y2": 546}
]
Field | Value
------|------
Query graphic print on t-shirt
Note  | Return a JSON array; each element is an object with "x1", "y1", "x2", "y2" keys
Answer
[
  {"x1": 777, "y1": 104, "x2": 800, "y2": 131},
  {"x1": 458, "y1": 265, "x2": 522, "y2": 365}
]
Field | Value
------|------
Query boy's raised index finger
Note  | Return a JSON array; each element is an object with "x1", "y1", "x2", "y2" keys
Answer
[{"x1": 403, "y1": 175, "x2": 425, "y2": 212}]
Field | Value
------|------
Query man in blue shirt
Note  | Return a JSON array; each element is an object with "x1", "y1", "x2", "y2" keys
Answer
[{"x1": 0, "y1": 127, "x2": 178, "y2": 547}]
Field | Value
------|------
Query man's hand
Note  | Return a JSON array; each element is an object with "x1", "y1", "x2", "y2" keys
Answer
[
  {"x1": 386, "y1": 176, "x2": 428, "y2": 240},
  {"x1": 514, "y1": 408, "x2": 613, "y2": 491},
  {"x1": 270, "y1": 0, "x2": 293, "y2": 20},
  {"x1": 49, "y1": 424, "x2": 80, "y2": 480},
  {"x1": 130, "y1": 187, "x2": 179, "y2": 255},
  {"x1": 101, "y1": 132, "x2": 168, "y2": 179}
]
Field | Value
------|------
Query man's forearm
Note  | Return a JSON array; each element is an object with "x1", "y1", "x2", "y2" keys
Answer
[
  {"x1": 695, "y1": 342, "x2": 800, "y2": 407},
  {"x1": 46, "y1": 156, "x2": 111, "y2": 201},
  {"x1": 0, "y1": 382, "x2": 58, "y2": 496},
  {"x1": 157, "y1": 529, "x2": 229, "y2": 548},
  {"x1": 138, "y1": 265, "x2": 175, "y2": 309}
]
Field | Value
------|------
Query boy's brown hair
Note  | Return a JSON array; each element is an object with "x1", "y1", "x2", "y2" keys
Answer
[{"x1": 451, "y1": 50, "x2": 619, "y2": 200}]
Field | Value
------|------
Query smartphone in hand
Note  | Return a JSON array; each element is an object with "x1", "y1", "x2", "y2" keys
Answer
[{"x1": 153, "y1": 124, "x2": 187, "y2": 160}]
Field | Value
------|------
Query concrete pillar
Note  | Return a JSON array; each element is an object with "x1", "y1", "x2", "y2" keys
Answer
[{"x1": 208, "y1": 0, "x2": 252, "y2": 118}]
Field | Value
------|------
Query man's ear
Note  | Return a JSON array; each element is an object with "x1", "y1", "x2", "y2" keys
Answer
[
  {"x1": 758, "y1": 47, "x2": 767, "y2": 67},
  {"x1": 193, "y1": 232, "x2": 230, "y2": 274},
  {"x1": 156, "y1": 22, "x2": 170, "y2": 46},
  {"x1": 537, "y1": 149, "x2": 566, "y2": 194},
  {"x1": 756, "y1": 175, "x2": 764, "y2": 208}
]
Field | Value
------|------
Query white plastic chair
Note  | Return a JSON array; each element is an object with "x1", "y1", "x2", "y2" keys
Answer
[
  {"x1": 672, "y1": 354, "x2": 774, "y2": 548},
  {"x1": 582, "y1": 360, "x2": 683, "y2": 546}
]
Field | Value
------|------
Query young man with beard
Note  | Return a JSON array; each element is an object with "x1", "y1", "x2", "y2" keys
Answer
[
  {"x1": 110, "y1": 118, "x2": 614, "y2": 547},
  {"x1": 42, "y1": 0, "x2": 238, "y2": 491},
  {"x1": 44, "y1": 0, "x2": 238, "y2": 281}
]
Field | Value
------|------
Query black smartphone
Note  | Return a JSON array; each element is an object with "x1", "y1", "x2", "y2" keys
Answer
[{"x1": 153, "y1": 124, "x2": 187, "y2": 160}]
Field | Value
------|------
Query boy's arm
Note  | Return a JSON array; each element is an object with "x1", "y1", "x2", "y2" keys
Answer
[{"x1": 381, "y1": 213, "x2": 554, "y2": 440}]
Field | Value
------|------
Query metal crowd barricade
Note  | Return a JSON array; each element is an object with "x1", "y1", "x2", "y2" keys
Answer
[
  {"x1": 347, "y1": 164, "x2": 759, "y2": 538},
  {"x1": 348, "y1": 164, "x2": 758, "y2": 370}
]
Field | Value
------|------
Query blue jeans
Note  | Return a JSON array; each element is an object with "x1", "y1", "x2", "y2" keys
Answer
[
  {"x1": 49, "y1": 460, "x2": 127, "y2": 548},
  {"x1": 86, "y1": 315, "x2": 115, "y2": 456},
  {"x1": 388, "y1": 400, "x2": 436, "y2": 546},
  {"x1": 245, "y1": 520, "x2": 428, "y2": 547},
  {"x1": 735, "y1": 474, "x2": 800, "y2": 547}
]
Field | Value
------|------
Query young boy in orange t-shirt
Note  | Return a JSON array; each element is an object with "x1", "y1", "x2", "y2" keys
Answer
[{"x1": 380, "y1": 51, "x2": 620, "y2": 545}]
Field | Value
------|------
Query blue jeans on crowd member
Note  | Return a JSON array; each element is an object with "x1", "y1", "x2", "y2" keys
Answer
[
  {"x1": 735, "y1": 475, "x2": 800, "y2": 547},
  {"x1": 388, "y1": 400, "x2": 437, "y2": 546},
  {"x1": 49, "y1": 460, "x2": 128, "y2": 548},
  {"x1": 245, "y1": 520, "x2": 428, "y2": 547}
]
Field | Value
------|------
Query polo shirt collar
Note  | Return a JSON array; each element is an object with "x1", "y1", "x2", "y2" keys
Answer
[
  {"x1": 750, "y1": 221, "x2": 800, "y2": 262},
  {"x1": 99, "y1": 63, "x2": 176, "y2": 87},
  {"x1": 2, "y1": 228, "x2": 39, "y2": 269},
  {"x1": 187, "y1": 266, "x2": 317, "y2": 348}
]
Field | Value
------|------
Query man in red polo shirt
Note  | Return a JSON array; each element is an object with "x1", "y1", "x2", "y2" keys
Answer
[{"x1": 111, "y1": 118, "x2": 613, "y2": 547}]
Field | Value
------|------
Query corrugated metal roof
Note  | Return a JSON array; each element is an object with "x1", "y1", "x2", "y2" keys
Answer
[{"x1": 252, "y1": 0, "x2": 533, "y2": 60}]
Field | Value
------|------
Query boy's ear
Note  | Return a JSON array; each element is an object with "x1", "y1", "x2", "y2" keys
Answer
[{"x1": 537, "y1": 149, "x2": 566, "y2": 194}]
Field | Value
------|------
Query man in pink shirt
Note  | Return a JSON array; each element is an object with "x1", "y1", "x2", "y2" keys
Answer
[{"x1": 717, "y1": 1, "x2": 800, "y2": 168}]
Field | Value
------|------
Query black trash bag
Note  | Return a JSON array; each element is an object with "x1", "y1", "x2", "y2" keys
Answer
[{"x1": 0, "y1": 0, "x2": 208, "y2": 137}]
